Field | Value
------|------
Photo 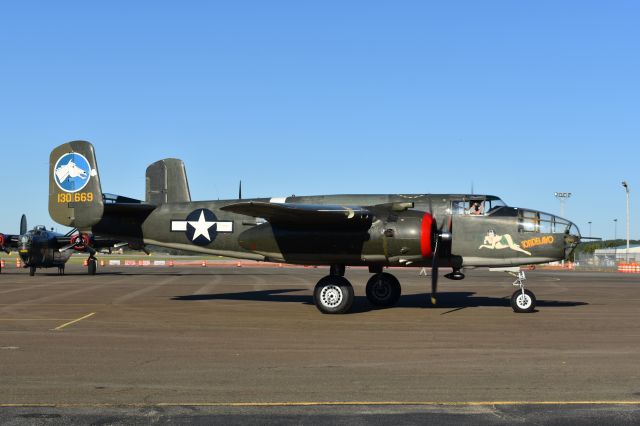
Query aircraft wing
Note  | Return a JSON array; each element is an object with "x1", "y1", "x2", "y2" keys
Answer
[{"x1": 220, "y1": 202, "x2": 373, "y2": 228}]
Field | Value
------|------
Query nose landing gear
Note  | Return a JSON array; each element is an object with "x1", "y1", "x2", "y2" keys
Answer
[{"x1": 509, "y1": 270, "x2": 536, "y2": 313}]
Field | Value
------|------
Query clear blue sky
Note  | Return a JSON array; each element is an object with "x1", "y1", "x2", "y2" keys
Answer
[{"x1": 1, "y1": 1, "x2": 638, "y2": 239}]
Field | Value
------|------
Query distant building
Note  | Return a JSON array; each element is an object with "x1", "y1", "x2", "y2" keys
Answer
[{"x1": 593, "y1": 245, "x2": 640, "y2": 265}]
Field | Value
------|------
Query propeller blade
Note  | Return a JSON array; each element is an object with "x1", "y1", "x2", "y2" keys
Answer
[
  {"x1": 431, "y1": 237, "x2": 439, "y2": 305},
  {"x1": 20, "y1": 214, "x2": 27, "y2": 235},
  {"x1": 58, "y1": 243, "x2": 75, "y2": 252}
]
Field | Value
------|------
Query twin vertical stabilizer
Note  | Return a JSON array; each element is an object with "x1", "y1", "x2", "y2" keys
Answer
[
  {"x1": 49, "y1": 141, "x2": 104, "y2": 230},
  {"x1": 145, "y1": 158, "x2": 191, "y2": 205}
]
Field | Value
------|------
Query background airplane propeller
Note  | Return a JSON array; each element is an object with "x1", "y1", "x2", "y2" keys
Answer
[{"x1": 20, "y1": 214, "x2": 27, "y2": 236}]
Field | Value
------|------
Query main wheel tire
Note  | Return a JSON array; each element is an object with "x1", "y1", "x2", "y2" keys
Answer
[
  {"x1": 29, "y1": 265, "x2": 36, "y2": 276},
  {"x1": 88, "y1": 259, "x2": 97, "y2": 275},
  {"x1": 366, "y1": 272, "x2": 401, "y2": 308},
  {"x1": 511, "y1": 289, "x2": 536, "y2": 313},
  {"x1": 313, "y1": 275, "x2": 354, "y2": 314}
]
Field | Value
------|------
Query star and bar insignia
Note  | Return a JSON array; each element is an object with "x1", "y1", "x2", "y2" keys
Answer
[{"x1": 170, "y1": 209, "x2": 233, "y2": 246}]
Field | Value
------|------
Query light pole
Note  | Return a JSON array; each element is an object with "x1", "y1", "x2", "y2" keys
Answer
[
  {"x1": 554, "y1": 192, "x2": 571, "y2": 217},
  {"x1": 622, "y1": 181, "x2": 630, "y2": 262},
  {"x1": 614, "y1": 218, "x2": 618, "y2": 240},
  {"x1": 588, "y1": 221, "x2": 592, "y2": 238}
]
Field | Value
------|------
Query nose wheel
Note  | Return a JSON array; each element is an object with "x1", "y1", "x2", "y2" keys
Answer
[{"x1": 509, "y1": 271, "x2": 536, "y2": 313}]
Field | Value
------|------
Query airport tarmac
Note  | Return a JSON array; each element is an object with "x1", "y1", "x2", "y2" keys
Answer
[{"x1": 1, "y1": 265, "x2": 639, "y2": 423}]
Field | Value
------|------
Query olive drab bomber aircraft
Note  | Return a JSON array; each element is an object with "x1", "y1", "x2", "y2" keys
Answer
[{"x1": 49, "y1": 141, "x2": 582, "y2": 315}]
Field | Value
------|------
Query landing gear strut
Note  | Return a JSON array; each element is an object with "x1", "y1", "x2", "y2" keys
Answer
[
  {"x1": 329, "y1": 264, "x2": 345, "y2": 276},
  {"x1": 29, "y1": 265, "x2": 36, "y2": 276},
  {"x1": 509, "y1": 270, "x2": 536, "y2": 313},
  {"x1": 58, "y1": 265, "x2": 65, "y2": 276}
]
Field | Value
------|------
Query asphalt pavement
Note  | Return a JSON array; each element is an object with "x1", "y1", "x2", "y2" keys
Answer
[{"x1": 1, "y1": 264, "x2": 639, "y2": 423}]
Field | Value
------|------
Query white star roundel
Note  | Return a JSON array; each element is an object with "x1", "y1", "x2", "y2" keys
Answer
[{"x1": 170, "y1": 208, "x2": 233, "y2": 246}]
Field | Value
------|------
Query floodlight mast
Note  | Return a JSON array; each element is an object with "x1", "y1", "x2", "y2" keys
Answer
[
  {"x1": 622, "y1": 181, "x2": 630, "y2": 262},
  {"x1": 554, "y1": 192, "x2": 571, "y2": 218}
]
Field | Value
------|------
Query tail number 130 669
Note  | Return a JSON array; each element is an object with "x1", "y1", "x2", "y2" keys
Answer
[{"x1": 57, "y1": 192, "x2": 94, "y2": 203}]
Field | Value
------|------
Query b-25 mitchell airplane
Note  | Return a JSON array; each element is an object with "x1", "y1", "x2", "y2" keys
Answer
[{"x1": 48, "y1": 141, "x2": 582, "y2": 314}]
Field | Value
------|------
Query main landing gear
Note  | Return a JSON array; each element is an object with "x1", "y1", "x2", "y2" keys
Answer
[
  {"x1": 509, "y1": 270, "x2": 536, "y2": 313},
  {"x1": 87, "y1": 256, "x2": 97, "y2": 275},
  {"x1": 313, "y1": 264, "x2": 402, "y2": 314},
  {"x1": 314, "y1": 264, "x2": 353, "y2": 314},
  {"x1": 313, "y1": 265, "x2": 538, "y2": 314}
]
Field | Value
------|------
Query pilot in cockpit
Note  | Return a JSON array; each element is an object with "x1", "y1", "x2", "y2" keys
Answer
[{"x1": 469, "y1": 201, "x2": 484, "y2": 215}]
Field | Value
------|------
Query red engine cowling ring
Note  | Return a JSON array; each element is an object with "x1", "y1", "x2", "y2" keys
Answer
[
  {"x1": 0, "y1": 233, "x2": 5, "y2": 247},
  {"x1": 72, "y1": 233, "x2": 91, "y2": 251},
  {"x1": 420, "y1": 212, "x2": 434, "y2": 258}
]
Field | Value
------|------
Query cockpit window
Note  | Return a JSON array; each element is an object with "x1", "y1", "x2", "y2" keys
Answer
[
  {"x1": 554, "y1": 217, "x2": 572, "y2": 233},
  {"x1": 452, "y1": 201, "x2": 466, "y2": 215},
  {"x1": 519, "y1": 210, "x2": 570, "y2": 234},
  {"x1": 519, "y1": 210, "x2": 539, "y2": 232},
  {"x1": 451, "y1": 196, "x2": 506, "y2": 216},
  {"x1": 485, "y1": 198, "x2": 506, "y2": 213}
]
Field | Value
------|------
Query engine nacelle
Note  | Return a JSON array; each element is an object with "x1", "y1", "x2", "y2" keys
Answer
[{"x1": 376, "y1": 210, "x2": 435, "y2": 262}]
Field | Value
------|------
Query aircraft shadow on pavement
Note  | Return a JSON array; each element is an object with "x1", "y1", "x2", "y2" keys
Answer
[
  {"x1": 172, "y1": 290, "x2": 589, "y2": 314},
  {"x1": 78, "y1": 272, "x2": 294, "y2": 277}
]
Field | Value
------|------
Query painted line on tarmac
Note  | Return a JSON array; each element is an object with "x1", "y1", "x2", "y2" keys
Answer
[
  {"x1": 0, "y1": 318, "x2": 75, "y2": 321},
  {"x1": 51, "y1": 312, "x2": 96, "y2": 331},
  {"x1": 0, "y1": 304, "x2": 107, "y2": 306},
  {"x1": 1, "y1": 401, "x2": 639, "y2": 408}
]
